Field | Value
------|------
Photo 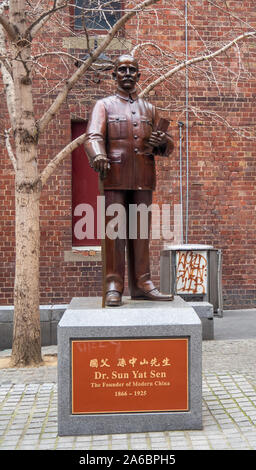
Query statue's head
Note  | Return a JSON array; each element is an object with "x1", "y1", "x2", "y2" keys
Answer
[{"x1": 112, "y1": 54, "x2": 140, "y2": 91}]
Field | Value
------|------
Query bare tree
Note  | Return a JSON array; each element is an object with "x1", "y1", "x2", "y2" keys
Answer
[
  {"x1": 0, "y1": 0, "x2": 255, "y2": 366},
  {"x1": 0, "y1": 0, "x2": 161, "y2": 366}
]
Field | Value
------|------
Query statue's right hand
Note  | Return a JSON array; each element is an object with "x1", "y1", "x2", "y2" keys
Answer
[{"x1": 93, "y1": 155, "x2": 111, "y2": 179}]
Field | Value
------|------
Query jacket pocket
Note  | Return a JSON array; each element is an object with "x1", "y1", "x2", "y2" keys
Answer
[
  {"x1": 141, "y1": 116, "x2": 153, "y2": 139},
  {"x1": 108, "y1": 151, "x2": 122, "y2": 163},
  {"x1": 108, "y1": 115, "x2": 128, "y2": 140},
  {"x1": 106, "y1": 152, "x2": 123, "y2": 186}
]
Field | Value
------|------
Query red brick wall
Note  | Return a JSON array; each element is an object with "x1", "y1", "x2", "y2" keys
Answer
[{"x1": 1, "y1": 0, "x2": 256, "y2": 308}]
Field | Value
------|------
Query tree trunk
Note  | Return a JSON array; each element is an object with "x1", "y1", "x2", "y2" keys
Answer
[
  {"x1": 7, "y1": 0, "x2": 43, "y2": 367},
  {"x1": 11, "y1": 181, "x2": 42, "y2": 367}
]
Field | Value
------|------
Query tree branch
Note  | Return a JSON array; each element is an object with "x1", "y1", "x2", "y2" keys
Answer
[
  {"x1": 139, "y1": 31, "x2": 256, "y2": 98},
  {"x1": 0, "y1": 14, "x2": 17, "y2": 41},
  {"x1": 40, "y1": 132, "x2": 86, "y2": 188},
  {"x1": 28, "y1": 0, "x2": 68, "y2": 38},
  {"x1": 33, "y1": 50, "x2": 82, "y2": 62},
  {"x1": 37, "y1": 0, "x2": 160, "y2": 134},
  {"x1": 131, "y1": 41, "x2": 164, "y2": 57}
]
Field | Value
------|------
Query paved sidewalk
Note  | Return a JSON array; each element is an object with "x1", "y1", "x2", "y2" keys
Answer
[{"x1": 0, "y1": 312, "x2": 256, "y2": 450}]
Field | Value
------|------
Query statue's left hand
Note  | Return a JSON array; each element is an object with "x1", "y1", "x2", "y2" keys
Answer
[
  {"x1": 148, "y1": 131, "x2": 167, "y2": 148},
  {"x1": 93, "y1": 155, "x2": 111, "y2": 179}
]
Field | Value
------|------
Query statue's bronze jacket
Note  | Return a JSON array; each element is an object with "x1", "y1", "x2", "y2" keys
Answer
[{"x1": 84, "y1": 88, "x2": 174, "y2": 190}]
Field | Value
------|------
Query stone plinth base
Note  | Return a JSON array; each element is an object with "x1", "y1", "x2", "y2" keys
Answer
[
  {"x1": 188, "y1": 301, "x2": 214, "y2": 340},
  {"x1": 58, "y1": 296, "x2": 202, "y2": 436}
]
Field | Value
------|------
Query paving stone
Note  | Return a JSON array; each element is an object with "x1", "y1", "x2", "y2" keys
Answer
[{"x1": 1, "y1": 340, "x2": 256, "y2": 450}]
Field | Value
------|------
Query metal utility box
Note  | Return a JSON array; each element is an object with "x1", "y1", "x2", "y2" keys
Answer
[{"x1": 160, "y1": 244, "x2": 223, "y2": 316}]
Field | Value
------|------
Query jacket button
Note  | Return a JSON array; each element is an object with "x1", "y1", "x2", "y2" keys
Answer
[
  {"x1": 134, "y1": 135, "x2": 138, "y2": 139},
  {"x1": 134, "y1": 148, "x2": 138, "y2": 153},
  {"x1": 133, "y1": 122, "x2": 137, "y2": 126}
]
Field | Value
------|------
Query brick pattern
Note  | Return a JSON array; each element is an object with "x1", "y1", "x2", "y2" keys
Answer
[{"x1": 0, "y1": 1, "x2": 256, "y2": 308}]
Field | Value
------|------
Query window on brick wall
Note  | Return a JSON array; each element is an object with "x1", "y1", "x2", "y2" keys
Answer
[
  {"x1": 71, "y1": 121, "x2": 101, "y2": 247},
  {"x1": 74, "y1": 0, "x2": 122, "y2": 31}
]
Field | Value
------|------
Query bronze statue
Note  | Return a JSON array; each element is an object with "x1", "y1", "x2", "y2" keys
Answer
[{"x1": 84, "y1": 54, "x2": 174, "y2": 306}]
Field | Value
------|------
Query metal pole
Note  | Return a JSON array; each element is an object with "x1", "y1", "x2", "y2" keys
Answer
[
  {"x1": 185, "y1": 0, "x2": 189, "y2": 244},
  {"x1": 178, "y1": 121, "x2": 184, "y2": 244}
]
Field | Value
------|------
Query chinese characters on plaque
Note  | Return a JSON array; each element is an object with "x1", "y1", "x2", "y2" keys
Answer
[{"x1": 89, "y1": 356, "x2": 172, "y2": 369}]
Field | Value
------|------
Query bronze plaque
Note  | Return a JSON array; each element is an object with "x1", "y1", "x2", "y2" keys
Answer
[{"x1": 71, "y1": 338, "x2": 189, "y2": 414}]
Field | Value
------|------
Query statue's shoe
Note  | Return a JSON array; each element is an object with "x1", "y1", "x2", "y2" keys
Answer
[
  {"x1": 105, "y1": 290, "x2": 122, "y2": 307},
  {"x1": 131, "y1": 288, "x2": 174, "y2": 301}
]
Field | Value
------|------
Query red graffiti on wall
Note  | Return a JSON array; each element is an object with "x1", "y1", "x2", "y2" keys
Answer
[{"x1": 176, "y1": 251, "x2": 207, "y2": 294}]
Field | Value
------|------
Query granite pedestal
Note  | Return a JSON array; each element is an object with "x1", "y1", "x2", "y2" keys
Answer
[
  {"x1": 58, "y1": 296, "x2": 202, "y2": 436},
  {"x1": 188, "y1": 301, "x2": 214, "y2": 340}
]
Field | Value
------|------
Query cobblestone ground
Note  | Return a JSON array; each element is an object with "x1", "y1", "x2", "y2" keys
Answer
[{"x1": 0, "y1": 340, "x2": 256, "y2": 450}]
